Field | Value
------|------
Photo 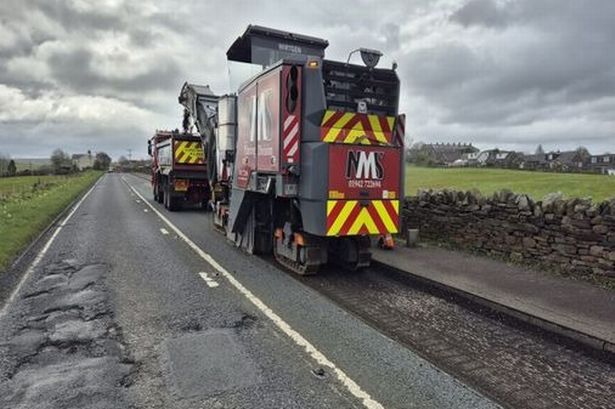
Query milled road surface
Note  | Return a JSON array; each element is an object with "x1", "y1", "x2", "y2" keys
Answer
[
  {"x1": 300, "y1": 266, "x2": 615, "y2": 409},
  {"x1": 0, "y1": 173, "x2": 499, "y2": 409}
]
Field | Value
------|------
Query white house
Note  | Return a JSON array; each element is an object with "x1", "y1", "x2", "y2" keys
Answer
[
  {"x1": 590, "y1": 153, "x2": 615, "y2": 175},
  {"x1": 465, "y1": 151, "x2": 480, "y2": 161},
  {"x1": 475, "y1": 150, "x2": 492, "y2": 165},
  {"x1": 72, "y1": 152, "x2": 94, "y2": 170}
]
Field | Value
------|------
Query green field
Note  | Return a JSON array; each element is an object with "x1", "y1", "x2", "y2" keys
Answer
[
  {"x1": 0, "y1": 171, "x2": 102, "y2": 271},
  {"x1": 0, "y1": 175, "x2": 70, "y2": 200},
  {"x1": 405, "y1": 166, "x2": 615, "y2": 202}
]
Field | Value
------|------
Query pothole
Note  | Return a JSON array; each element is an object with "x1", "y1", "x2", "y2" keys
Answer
[
  {"x1": 311, "y1": 367, "x2": 328, "y2": 379},
  {"x1": 226, "y1": 313, "x2": 258, "y2": 330},
  {"x1": 180, "y1": 320, "x2": 202, "y2": 333}
]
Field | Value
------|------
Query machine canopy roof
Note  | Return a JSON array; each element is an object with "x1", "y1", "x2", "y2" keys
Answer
[{"x1": 227, "y1": 25, "x2": 329, "y2": 66}]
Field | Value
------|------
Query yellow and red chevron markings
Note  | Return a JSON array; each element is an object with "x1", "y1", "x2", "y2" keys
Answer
[
  {"x1": 320, "y1": 110, "x2": 396, "y2": 145},
  {"x1": 174, "y1": 140, "x2": 204, "y2": 164},
  {"x1": 326, "y1": 200, "x2": 399, "y2": 236}
]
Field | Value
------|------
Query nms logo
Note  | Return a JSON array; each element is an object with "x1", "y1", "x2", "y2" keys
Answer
[{"x1": 345, "y1": 150, "x2": 384, "y2": 180}]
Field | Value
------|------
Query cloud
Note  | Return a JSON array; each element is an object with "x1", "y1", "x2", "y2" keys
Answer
[
  {"x1": 0, "y1": 84, "x2": 166, "y2": 158},
  {"x1": 400, "y1": 0, "x2": 615, "y2": 151},
  {"x1": 46, "y1": 46, "x2": 182, "y2": 94},
  {"x1": 450, "y1": 0, "x2": 511, "y2": 28},
  {"x1": 0, "y1": 84, "x2": 153, "y2": 123},
  {"x1": 0, "y1": 0, "x2": 614, "y2": 159}
]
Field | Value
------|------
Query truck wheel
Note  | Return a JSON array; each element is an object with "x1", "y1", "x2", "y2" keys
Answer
[
  {"x1": 164, "y1": 185, "x2": 177, "y2": 211},
  {"x1": 168, "y1": 196, "x2": 178, "y2": 211},
  {"x1": 156, "y1": 184, "x2": 164, "y2": 204},
  {"x1": 163, "y1": 185, "x2": 170, "y2": 209}
]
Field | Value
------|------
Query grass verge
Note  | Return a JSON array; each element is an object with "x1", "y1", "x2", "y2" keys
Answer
[
  {"x1": 0, "y1": 171, "x2": 102, "y2": 271},
  {"x1": 0, "y1": 175, "x2": 72, "y2": 199}
]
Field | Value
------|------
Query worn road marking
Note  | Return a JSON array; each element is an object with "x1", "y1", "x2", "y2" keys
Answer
[
  {"x1": 144, "y1": 209, "x2": 149, "y2": 213},
  {"x1": 122, "y1": 176, "x2": 384, "y2": 409},
  {"x1": 136, "y1": 199, "x2": 142, "y2": 203},
  {"x1": 0, "y1": 176, "x2": 103, "y2": 319},
  {"x1": 160, "y1": 228, "x2": 169, "y2": 235},
  {"x1": 199, "y1": 272, "x2": 220, "y2": 288}
]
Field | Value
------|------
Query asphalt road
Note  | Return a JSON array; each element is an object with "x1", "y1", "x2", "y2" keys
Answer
[{"x1": 0, "y1": 173, "x2": 499, "y2": 409}]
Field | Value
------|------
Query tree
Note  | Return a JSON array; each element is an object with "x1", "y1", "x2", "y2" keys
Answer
[
  {"x1": 0, "y1": 153, "x2": 9, "y2": 177},
  {"x1": 535, "y1": 144, "x2": 545, "y2": 155},
  {"x1": 117, "y1": 156, "x2": 129, "y2": 171},
  {"x1": 575, "y1": 146, "x2": 591, "y2": 166},
  {"x1": 50, "y1": 148, "x2": 69, "y2": 173},
  {"x1": 404, "y1": 133, "x2": 414, "y2": 149},
  {"x1": 93, "y1": 152, "x2": 112, "y2": 170},
  {"x1": 7, "y1": 159, "x2": 16, "y2": 176}
]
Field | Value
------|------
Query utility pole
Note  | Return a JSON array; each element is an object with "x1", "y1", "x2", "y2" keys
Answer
[{"x1": 127, "y1": 149, "x2": 132, "y2": 162}]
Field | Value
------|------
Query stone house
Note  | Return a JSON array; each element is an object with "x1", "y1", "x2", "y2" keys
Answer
[
  {"x1": 494, "y1": 151, "x2": 524, "y2": 168},
  {"x1": 407, "y1": 143, "x2": 479, "y2": 166},
  {"x1": 546, "y1": 150, "x2": 590, "y2": 172},
  {"x1": 471, "y1": 149, "x2": 523, "y2": 168},
  {"x1": 470, "y1": 149, "x2": 495, "y2": 166},
  {"x1": 590, "y1": 153, "x2": 615, "y2": 174},
  {"x1": 465, "y1": 151, "x2": 480, "y2": 161},
  {"x1": 520, "y1": 153, "x2": 548, "y2": 170},
  {"x1": 72, "y1": 151, "x2": 94, "y2": 170}
]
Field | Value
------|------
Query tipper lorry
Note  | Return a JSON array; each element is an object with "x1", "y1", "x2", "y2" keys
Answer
[{"x1": 148, "y1": 130, "x2": 210, "y2": 211}]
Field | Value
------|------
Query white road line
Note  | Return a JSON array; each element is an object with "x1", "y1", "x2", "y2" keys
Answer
[
  {"x1": 199, "y1": 272, "x2": 220, "y2": 288},
  {"x1": 0, "y1": 176, "x2": 103, "y2": 320},
  {"x1": 160, "y1": 228, "x2": 169, "y2": 235},
  {"x1": 122, "y1": 177, "x2": 384, "y2": 409}
]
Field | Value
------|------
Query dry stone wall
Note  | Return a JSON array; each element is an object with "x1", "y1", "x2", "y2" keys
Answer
[{"x1": 403, "y1": 190, "x2": 615, "y2": 277}]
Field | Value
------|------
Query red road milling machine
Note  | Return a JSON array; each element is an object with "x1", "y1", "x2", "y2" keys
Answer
[
  {"x1": 148, "y1": 130, "x2": 210, "y2": 211},
  {"x1": 178, "y1": 25, "x2": 405, "y2": 274}
]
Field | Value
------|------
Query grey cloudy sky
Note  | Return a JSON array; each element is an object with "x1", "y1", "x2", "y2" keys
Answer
[{"x1": 1, "y1": 0, "x2": 614, "y2": 160}]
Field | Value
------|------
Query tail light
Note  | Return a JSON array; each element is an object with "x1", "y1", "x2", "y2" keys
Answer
[
  {"x1": 286, "y1": 66, "x2": 299, "y2": 113},
  {"x1": 281, "y1": 65, "x2": 302, "y2": 167}
]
